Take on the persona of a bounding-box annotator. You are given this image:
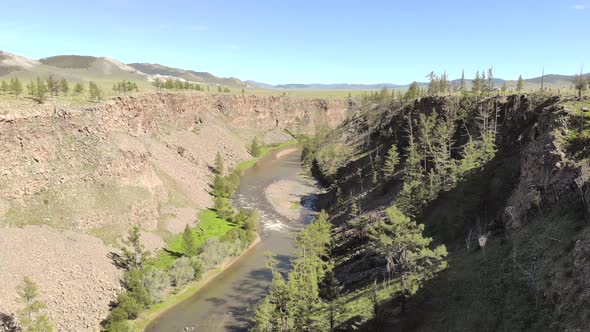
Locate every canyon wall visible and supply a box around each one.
[0,92,348,331]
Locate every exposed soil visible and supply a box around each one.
[0,225,122,332]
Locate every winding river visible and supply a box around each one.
[146,146,318,332]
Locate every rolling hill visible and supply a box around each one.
[1,50,587,91]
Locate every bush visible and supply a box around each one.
[116,293,142,319]
[122,269,151,307]
[141,268,169,304]
[190,256,205,281]
[169,257,194,287]
[200,237,241,270]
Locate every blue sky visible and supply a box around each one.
[0,0,588,84]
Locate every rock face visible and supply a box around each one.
[309,94,590,330]
[0,92,348,331]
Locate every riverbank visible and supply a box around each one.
[129,234,261,331]
[128,142,298,331]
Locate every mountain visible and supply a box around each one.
[0,51,147,81]
[271,83,401,90]
[128,63,252,88]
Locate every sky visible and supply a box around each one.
[0,0,588,84]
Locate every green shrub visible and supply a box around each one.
[169,257,194,287]
[141,268,169,304]
[116,293,142,319]
[190,256,205,281]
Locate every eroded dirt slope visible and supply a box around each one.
[0,92,348,331]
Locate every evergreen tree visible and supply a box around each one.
[34,77,48,104]
[59,79,69,96]
[368,205,447,312]
[405,81,420,100]
[486,66,494,93]
[0,80,8,95]
[516,75,524,92]
[460,69,465,91]
[181,224,198,257]
[383,144,400,180]
[472,71,484,95]
[115,226,150,270]
[152,77,163,90]
[46,75,59,97]
[9,78,23,98]
[16,276,53,332]
[213,152,224,176]
[73,82,84,94]
[89,81,102,101]
[250,137,262,157]
[574,71,587,100]
[26,80,35,96]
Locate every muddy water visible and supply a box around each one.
[146,147,318,332]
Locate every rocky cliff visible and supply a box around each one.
[308,94,590,330]
[0,92,348,331]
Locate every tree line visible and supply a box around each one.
[151,77,237,93]
[0,76,141,103]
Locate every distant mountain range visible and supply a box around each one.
[0,50,586,90]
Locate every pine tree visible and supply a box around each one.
[59,79,69,96]
[460,69,465,91]
[368,205,447,312]
[89,81,102,101]
[250,137,262,157]
[405,81,420,100]
[26,80,35,96]
[73,82,84,94]
[516,75,524,92]
[181,224,198,257]
[9,78,23,98]
[46,75,59,97]
[34,77,48,104]
[383,144,400,180]
[0,80,8,95]
[16,276,54,332]
[472,71,483,95]
[115,226,150,270]
[574,71,587,100]
[486,66,494,93]
[213,152,224,176]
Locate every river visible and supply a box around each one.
[146,146,318,332]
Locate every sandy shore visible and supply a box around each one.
[264,179,317,222]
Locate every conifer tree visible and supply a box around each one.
[405,81,420,100]
[383,144,400,180]
[59,79,69,96]
[46,75,59,97]
[250,137,262,157]
[368,205,447,312]
[9,78,23,98]
[181,224,198,257]
[574,71,586,100]
[73,82,84,94]
[0,80,8,95]
[34,77,48,104]
[460,69,465,91]
[516,75,524,92]
[16,276,54,332]
[213,152,224,176]
[115,226,150,270]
